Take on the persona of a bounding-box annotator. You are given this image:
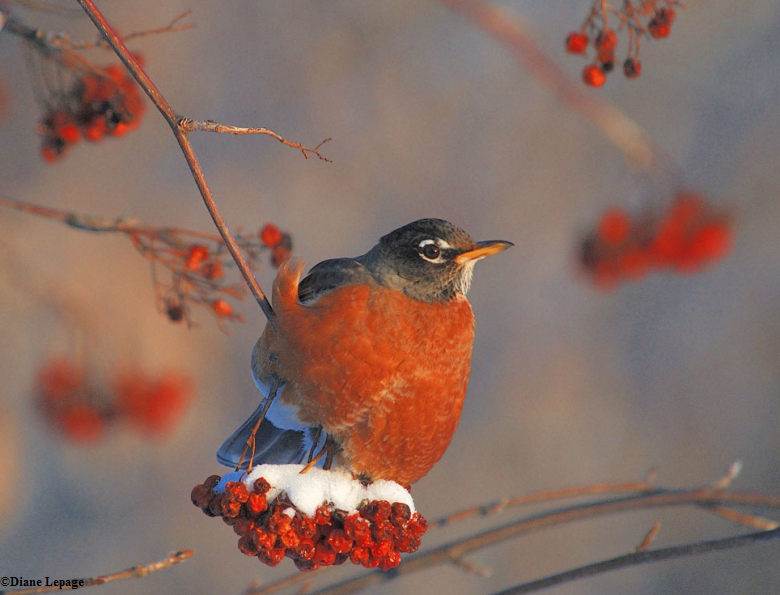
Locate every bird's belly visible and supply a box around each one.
[267,284,475,486]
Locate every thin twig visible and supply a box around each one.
[0,550,193,594]
[75,0,281,324]
[635,521,661,552]
[180,119,332,162]
[493,528,780,594]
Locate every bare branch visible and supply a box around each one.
[74,0,307,325]
[180,118,332,162]
[494,528,780,594]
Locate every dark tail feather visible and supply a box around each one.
[217,390,327,470]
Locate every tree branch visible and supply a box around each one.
[73,0,303,324]
[494,528,780,594]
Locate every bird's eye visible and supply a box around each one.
[419,240,442,262]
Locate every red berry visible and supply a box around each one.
[268,510,292,534]
[60,405,105,443]
[379,549,402,570]
[191,483,213,509]
[202,260,223,280]
[314,504,332,526]
[232,517,255,536]
[252,528,276,551]
[623,58,642,79]
[225,481,249,503]
[294,537,316,560]
[238,534,259,556]
[212,299,233,318]
[598,208,631,246]
[313,542,337,566]
[186,244,210,270]
[259,223,283,247]
[293,516,317,539]
[344,514,372,545]
[246,492,268,516]
[38,358,85,402]
[220,497,242,518]
[280,529,301,549]
[565,32,589,54]
[349,545,371,566]
[60,123,80,145]
[689,221,732,263]
[253,477,271,494]
[595,29,617,53]
[371,540,392,559]
[582,64,606,87]
[327,529,353,554]
[396,534,421,553]
[648,19,670,39]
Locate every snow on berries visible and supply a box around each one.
[191,465,428,571]
[566,1,681,86]
[580,191,733,289]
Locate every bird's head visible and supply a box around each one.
[360,218,513,302]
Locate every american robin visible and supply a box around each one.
[218,218,512,487]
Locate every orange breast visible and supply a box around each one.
[256,261,475,486]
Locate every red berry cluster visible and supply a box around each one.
[39,61,146,162]
[36,357,192,443]
[113,369,193,435]
[191,475,428,571]
[580,192,733,289]
[259,223,293,268]
[126,223,292,327]
[566,1,680,86]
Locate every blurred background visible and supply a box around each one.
[0,1,777,593]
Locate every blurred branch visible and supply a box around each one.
[494,528,780,594]
[3,9,192,76]
[435,0,668,174]
[0,195,217,240]
[74,0,328,325]
[0,550,193,594]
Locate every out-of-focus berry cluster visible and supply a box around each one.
[566,1,680,86]
[39,60,146,162]
[191,475,428,571]
[36,357,192,443]
[126,222,292,327]
[580,191,733,289]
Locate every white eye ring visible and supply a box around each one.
[418,238,448,263]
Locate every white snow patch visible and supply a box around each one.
[213,464,415,517]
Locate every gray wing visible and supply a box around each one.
[297,257,375,304]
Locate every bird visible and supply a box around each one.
[217,218,512,488]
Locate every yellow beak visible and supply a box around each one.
[454,239,514,265]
